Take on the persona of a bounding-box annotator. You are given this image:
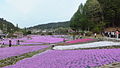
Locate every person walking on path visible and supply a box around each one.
[9,40,12,47]
[63,38,66,42]
[17,40,20,45]
[94,33,97,38]
[108,32,111,38]
[51,44,55,50]
[116,30,119,39]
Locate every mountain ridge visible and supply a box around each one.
[28,21,70,29]
[0,18,17,33]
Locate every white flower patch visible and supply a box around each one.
[53,41,120,50]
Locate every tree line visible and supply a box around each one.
[28,21,70,30]
[0,18,18,33]
[70,0,120,33]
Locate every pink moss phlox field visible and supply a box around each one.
[3,49,120,68]
[66,38,96,44]
[0,45,49,60]
[25,35,64,43]
[0,35,65,45]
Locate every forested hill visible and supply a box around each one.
[70,0,120,32]
[97,0,120,27]
[0,18,17,33]
[28,21,70,29]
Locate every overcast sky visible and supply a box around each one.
[0,0,86,28]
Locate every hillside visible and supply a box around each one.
[28,21,70,30]
[70,0,120,32]
[0,18,17,33]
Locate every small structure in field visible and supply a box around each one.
[13,32,23,38]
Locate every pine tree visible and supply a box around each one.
[84,0,104,32]
[97,0,120,27]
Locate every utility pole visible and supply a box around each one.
[16,24,19,31]
[3,24,7,33]
[16,24,18,28]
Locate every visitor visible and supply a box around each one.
[9,40,12,47]
[116,30,119,39]
[108,32,111,38]
[83,33,86,37]
[27,35,31,40]
[94,33,97,38]
[2,37,4,40]
[17,40,20,45]
[104,31,107,37]
[80,35,82,39]
[111,31,115,38]
[101,32,105,37]
[63,38,66,42]
[2,43,4,45]
[51,45,55,50]
[52,45,55,47]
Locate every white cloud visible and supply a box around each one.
[5,0,39,14]
[2,0,87,28]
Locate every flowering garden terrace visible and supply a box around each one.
[0,45,51,67]
[53,41,120,50]
[0,35,66,46]
[0,35,120,68]
[0,45,49,60]
[3,49,120,68]
[66,38,96,44]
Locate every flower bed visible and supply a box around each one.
[0,45,49,60]
[66,38,96,44]
[53,41,120,50]
[0,35,65,45]
[3,49,120,68]
[25,35,64,43]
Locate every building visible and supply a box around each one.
[13,32,23,38]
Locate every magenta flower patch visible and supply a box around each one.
[3,49,120,68]
[0,45,49,60]
[0,35,65,45]
[66,38,96,44]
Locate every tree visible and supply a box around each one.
[0,18,17,33]
[84,0,105,32]
[70,3,91,31]
[97,0,120,27]
[54,27,68,35]
[70,3,96,32]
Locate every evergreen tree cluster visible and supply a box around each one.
[28,21,70,30]
[70,0,120,32]
[98,0,120,27]
[0,18,17,33]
